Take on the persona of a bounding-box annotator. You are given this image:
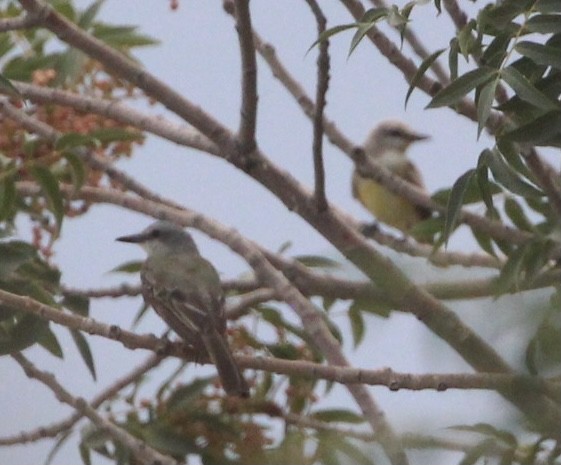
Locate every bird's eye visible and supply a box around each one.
[387,129,403,138]
[151,229,161,238]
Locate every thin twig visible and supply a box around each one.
[11,353,177,465]
[0,354,161,445]
[305,0,330,212]
[233,0,258,154]
[3,288,560,401]
[0,13,40,32]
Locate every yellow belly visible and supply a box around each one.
[353,174,422,232]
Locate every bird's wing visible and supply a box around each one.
[141,254,226,336]
[401,161,432,221]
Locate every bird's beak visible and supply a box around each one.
[408,131,430,142]
[116,232,148,244]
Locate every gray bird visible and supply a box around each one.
[117,221,249,397]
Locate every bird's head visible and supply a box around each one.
[116,220,199,256]
[364,120,429,157]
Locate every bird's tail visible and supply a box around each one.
[201,329,249,398]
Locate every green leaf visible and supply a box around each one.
[294,255,340,269]
[515,41,561,69]
[335,437,375,465]
[110,260,142,274]
[144,425,198,456]
[405,48,445,108]
[471,228,496,257]
[496,139,534,182]
[348,304,365,348]
[427,67,497,108]
[62,294,89,316]
[0,173,16,221]
[79,442,92,465]
[502,110,561,146]
[0,73,23,101]
[70,329,96,380]
[0,242,40,281]
[78,0,105,29]
[480,32,511,69]
[526,14,561,34]
[92,24,159,48]
[348,8,388,57]
[443,169,476,245]
[166,378,212,410]
[307,24,357,54]
[90,127,143,143]
[504,197,534,232]
[493,245,528,294]
[38,327,64,358]
[45,430,73,465]
[311,409,365,424]
[477,77,498,137]
[62,150,87,192]
[535,0,561,13]
[349,297,392,318]
[458,19,477,60]
[480,149,543,198]
[475,165,499,218]
[55,133,98,151]
[501,66,559,111]
[460,439,500,465]
[31,166,64,229]
[0,314,49,355]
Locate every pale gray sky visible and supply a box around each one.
[1,2,544,464]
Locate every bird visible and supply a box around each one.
[352,120,432,239]
[116,221,249,398]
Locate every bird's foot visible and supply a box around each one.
[359,221,380,237]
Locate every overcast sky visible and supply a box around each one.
[0,2,548,464]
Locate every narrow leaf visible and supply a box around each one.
[312,409,366,424]
[515,41,561,69]
[504,197,534,232]
[110,260,142,273]
[481,149,543,198]
[0,73,23,100]
[502,110,561,146]
[348,304,365,348]
[477,77,498,137]
[307,24,357,54]
[38,327,64,358]
[427,67,497,108]
[405,48,445,108]
[443,169,476,245]
[31,166,64,228]
[501,66,559,111]
[70,329,97,380]
[55,133,98,151]
[62,150,86,191]
[526,14,561,34]
[348,8,388,57]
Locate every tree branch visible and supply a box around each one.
[11,353,177,465]
[232,0,258,154]
[0,354,161,445]
[13,181,561,437]
[0,13,40,31]
[305,0,330,212]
